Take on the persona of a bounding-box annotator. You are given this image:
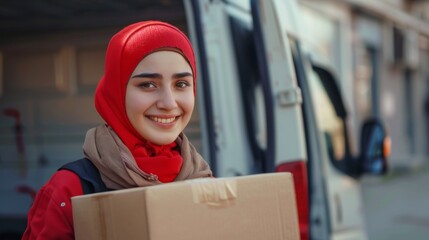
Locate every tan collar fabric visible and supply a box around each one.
[83,125,213,190]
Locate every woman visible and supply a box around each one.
[22,21,213,240]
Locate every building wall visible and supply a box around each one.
[300,0,429,169]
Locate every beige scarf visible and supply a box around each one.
[82,125,213,190]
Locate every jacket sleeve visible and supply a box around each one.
[22,170,83,240]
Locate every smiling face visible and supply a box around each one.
[125,50,195,145]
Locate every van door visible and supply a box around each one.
[296,4,370,239]
[250,0,307,165]
[251,0,310,238]
[183,0,254,177]
[308,63,369,240]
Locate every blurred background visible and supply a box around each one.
[0,0,428,239]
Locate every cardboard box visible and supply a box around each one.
[72,173,299,240]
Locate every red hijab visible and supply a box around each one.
[94,21,197,182]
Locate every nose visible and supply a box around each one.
[156,87,178,110]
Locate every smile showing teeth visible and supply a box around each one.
[150,116,176,124]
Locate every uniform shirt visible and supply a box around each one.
[22,170,83,240]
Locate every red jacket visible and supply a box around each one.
[22,170,83,240]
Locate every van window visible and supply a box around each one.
[307,70,346,161]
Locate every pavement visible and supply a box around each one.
[361,162,429,240]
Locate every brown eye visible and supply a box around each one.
[138,81,157,89]
[176,80,191,89]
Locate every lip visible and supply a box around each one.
[146,115,180,128]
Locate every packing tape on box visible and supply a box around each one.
[189,178,237,206]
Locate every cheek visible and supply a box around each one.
[125,90,143,119]
[183,95,195,115]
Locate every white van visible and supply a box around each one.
[183,0,389,239]
[0,0,389,239]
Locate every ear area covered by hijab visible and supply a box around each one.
[92,21,202,183]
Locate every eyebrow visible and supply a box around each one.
[131,72,193,79]
[132,73,162,79]
[173,72,193,79]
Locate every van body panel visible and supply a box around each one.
[255,0,307,164]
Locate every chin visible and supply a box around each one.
[151,135,179,146]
